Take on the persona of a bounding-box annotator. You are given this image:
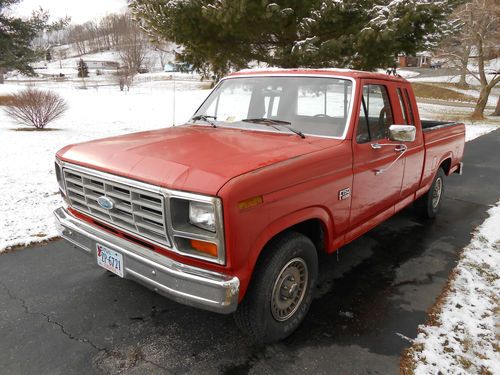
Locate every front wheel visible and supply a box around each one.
[415,168,445,219]
[233,232,318,343]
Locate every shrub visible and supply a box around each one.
[3,88,68,129]
[0,95,13,106]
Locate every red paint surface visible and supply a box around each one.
[57,69,465,301]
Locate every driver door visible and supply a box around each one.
[348,82,405,237]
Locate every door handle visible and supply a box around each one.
[371,143,393,149]
[375,145,408,175]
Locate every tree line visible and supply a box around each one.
[1,0,498,118]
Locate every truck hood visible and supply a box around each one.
[57,125,334,195]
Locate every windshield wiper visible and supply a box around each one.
[242,118,305,139]
[192,115,217,128]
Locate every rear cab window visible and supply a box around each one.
[403,88,415,125]
[397,88,411,125]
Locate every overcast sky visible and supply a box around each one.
[12,0,128,24]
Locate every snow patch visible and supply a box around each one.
[409,201,500,375]
[465,124,498,142]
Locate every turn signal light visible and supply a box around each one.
[190,239,218,257]
[238,195,263,210]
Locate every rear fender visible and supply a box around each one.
[416,153,454,199]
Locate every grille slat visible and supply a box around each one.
[65,177,84,186]
[68,194,87,207]
[136,221,165,235]
[67,186,84,195]
[106,190,131,201]
[63,168,170,247]
[133,209,163,223]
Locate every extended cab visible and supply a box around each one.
[54,69,465,343]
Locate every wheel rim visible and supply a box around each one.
[271,257,308,322]
[432,177,443,209]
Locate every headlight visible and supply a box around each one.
[169,194,225,264]
[189,201,216,232]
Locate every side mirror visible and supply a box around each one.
[389,124,416,142]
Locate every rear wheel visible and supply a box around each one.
[415,168,445,219]
[234,232,318,343]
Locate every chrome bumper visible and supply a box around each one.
[54,207,239,314]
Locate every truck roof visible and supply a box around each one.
[228,68,409,82]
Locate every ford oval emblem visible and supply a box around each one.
[97,196,114,210]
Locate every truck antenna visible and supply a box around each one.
[172,67,176,126]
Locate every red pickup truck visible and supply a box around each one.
[54,69,465,343]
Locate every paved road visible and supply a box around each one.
[1,129,499,375]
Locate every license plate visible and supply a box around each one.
[96,243,124,277]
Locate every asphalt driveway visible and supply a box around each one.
[1,129,499,375]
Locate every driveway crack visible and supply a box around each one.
[0,281,104,352]
[1,281,173,374]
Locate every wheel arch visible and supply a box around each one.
[239,207,333,299]
[439,156,452,175]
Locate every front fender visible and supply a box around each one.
[239,206,335,299]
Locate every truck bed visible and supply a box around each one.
[421,120,460,131]
[420,120,465,189]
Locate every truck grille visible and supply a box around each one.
[62,168,170,247]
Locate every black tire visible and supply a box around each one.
[233,231,318,344]
[415,168,446,219]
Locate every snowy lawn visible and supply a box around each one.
[0,81,498,252]
[402,201,500,375]
[0,80,209,251]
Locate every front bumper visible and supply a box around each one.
[54,207,239,314]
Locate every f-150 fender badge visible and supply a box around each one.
[339,188,351,200]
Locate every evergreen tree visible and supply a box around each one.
[130,0,460,78]
[0,0,49,82]
[77,59,89,78]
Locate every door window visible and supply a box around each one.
[356,84,394,143]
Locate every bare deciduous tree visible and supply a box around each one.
[493,96,500,116]
[154,41,173,71]
[54,47,68,69]
[4,88,68,129]
[439,0,499,119]
[116,69,134,91]
[117,15,150,73]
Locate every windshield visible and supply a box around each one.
[192,76,354,138]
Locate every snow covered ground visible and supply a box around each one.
[408,77,499,107]
[7,47,179,81]
[0,79,498,252]
[0,80,209,251]
[408,74,493,92]
[405,201,500,375]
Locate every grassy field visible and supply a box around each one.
[410,82,477,103]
